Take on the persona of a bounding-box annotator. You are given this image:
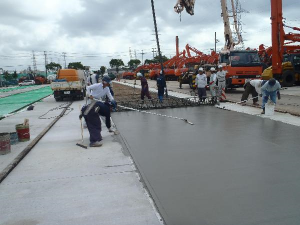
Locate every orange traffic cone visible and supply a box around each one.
[220,88,226,102]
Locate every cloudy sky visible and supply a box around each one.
[0,0,298,72]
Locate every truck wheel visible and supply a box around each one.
[282,70,295,87]
[55,97,61,102]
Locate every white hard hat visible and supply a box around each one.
[137,72,143,77]
[198,67,204,71]
[210,67,216,72]
[218,65,223,69]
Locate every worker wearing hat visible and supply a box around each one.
[195,67,207,101]
[157,70,166,103]
[209,67,217,101]
[138,72,152,103]
[216,65,227,103]
[86,77,117,133]
[260,78,281,114]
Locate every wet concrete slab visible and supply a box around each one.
[112,107,300,225]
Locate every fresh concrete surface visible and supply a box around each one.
[0,99,163,225]
[113,107,300,225]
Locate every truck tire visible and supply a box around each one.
[281,70,295,87]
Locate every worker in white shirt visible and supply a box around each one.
[241,79,264,106]
[90,72,98,84]
[195,67,207,101]
[86,77,116,132]
[216,65,227,102]
[209,67,217,101]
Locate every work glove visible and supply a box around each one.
[111,100,117,112]
[277,91,281,100]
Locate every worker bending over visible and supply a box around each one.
[241,80,265,106]
[261,78,281,114]
[80,104,102,147]
[86,77,117,132]
[209,67,217,101]
[195,67,207,101]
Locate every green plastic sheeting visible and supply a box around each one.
[0,86,52,118]
[0,85,34,93]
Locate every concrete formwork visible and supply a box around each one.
[113,107,300,225]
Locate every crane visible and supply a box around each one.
[174,0,263,88]
[261,0,300,86]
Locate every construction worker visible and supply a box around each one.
[86,77,116,132]
[261,78,281,114]
[137,72,152,102]
[195,67,207,101]
[241,79,264,106]
[209,67,217,100]
[157,71,166,103]
[216,65,227,103]
[91,72,97,84]
[80,104,103,147]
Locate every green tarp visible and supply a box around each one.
[0,85,34,93]
[0,86,52,118]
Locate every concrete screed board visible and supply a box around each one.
[113,107,300,225]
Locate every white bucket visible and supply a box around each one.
[265,101,275,116]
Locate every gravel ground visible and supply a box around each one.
[119,79,300,116]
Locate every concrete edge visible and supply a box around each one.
[0,102,72,184]
[112,118,166,225]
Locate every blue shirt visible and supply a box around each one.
[261,80,281,93]
[157,75,166,89]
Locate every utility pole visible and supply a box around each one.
[129,48,133,60]
[139,50,145,65]
[215,32,217,52]
[62,52,67,69]
[44,51,48,78]
[152,48,156,58]
[32,51,37,75]
[134,50,137,59]
[150,0,164,73]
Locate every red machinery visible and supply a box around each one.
[261,0,300,86]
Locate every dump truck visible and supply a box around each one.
[51,69,86,101]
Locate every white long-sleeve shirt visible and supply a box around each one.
[86,83,114,101]
[216,70,227,83]
[195,73,207,88]
[91,74,97,84]
[250,79,263,95]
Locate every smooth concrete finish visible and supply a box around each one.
[113,107,300,225]
[0,100,163,225]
